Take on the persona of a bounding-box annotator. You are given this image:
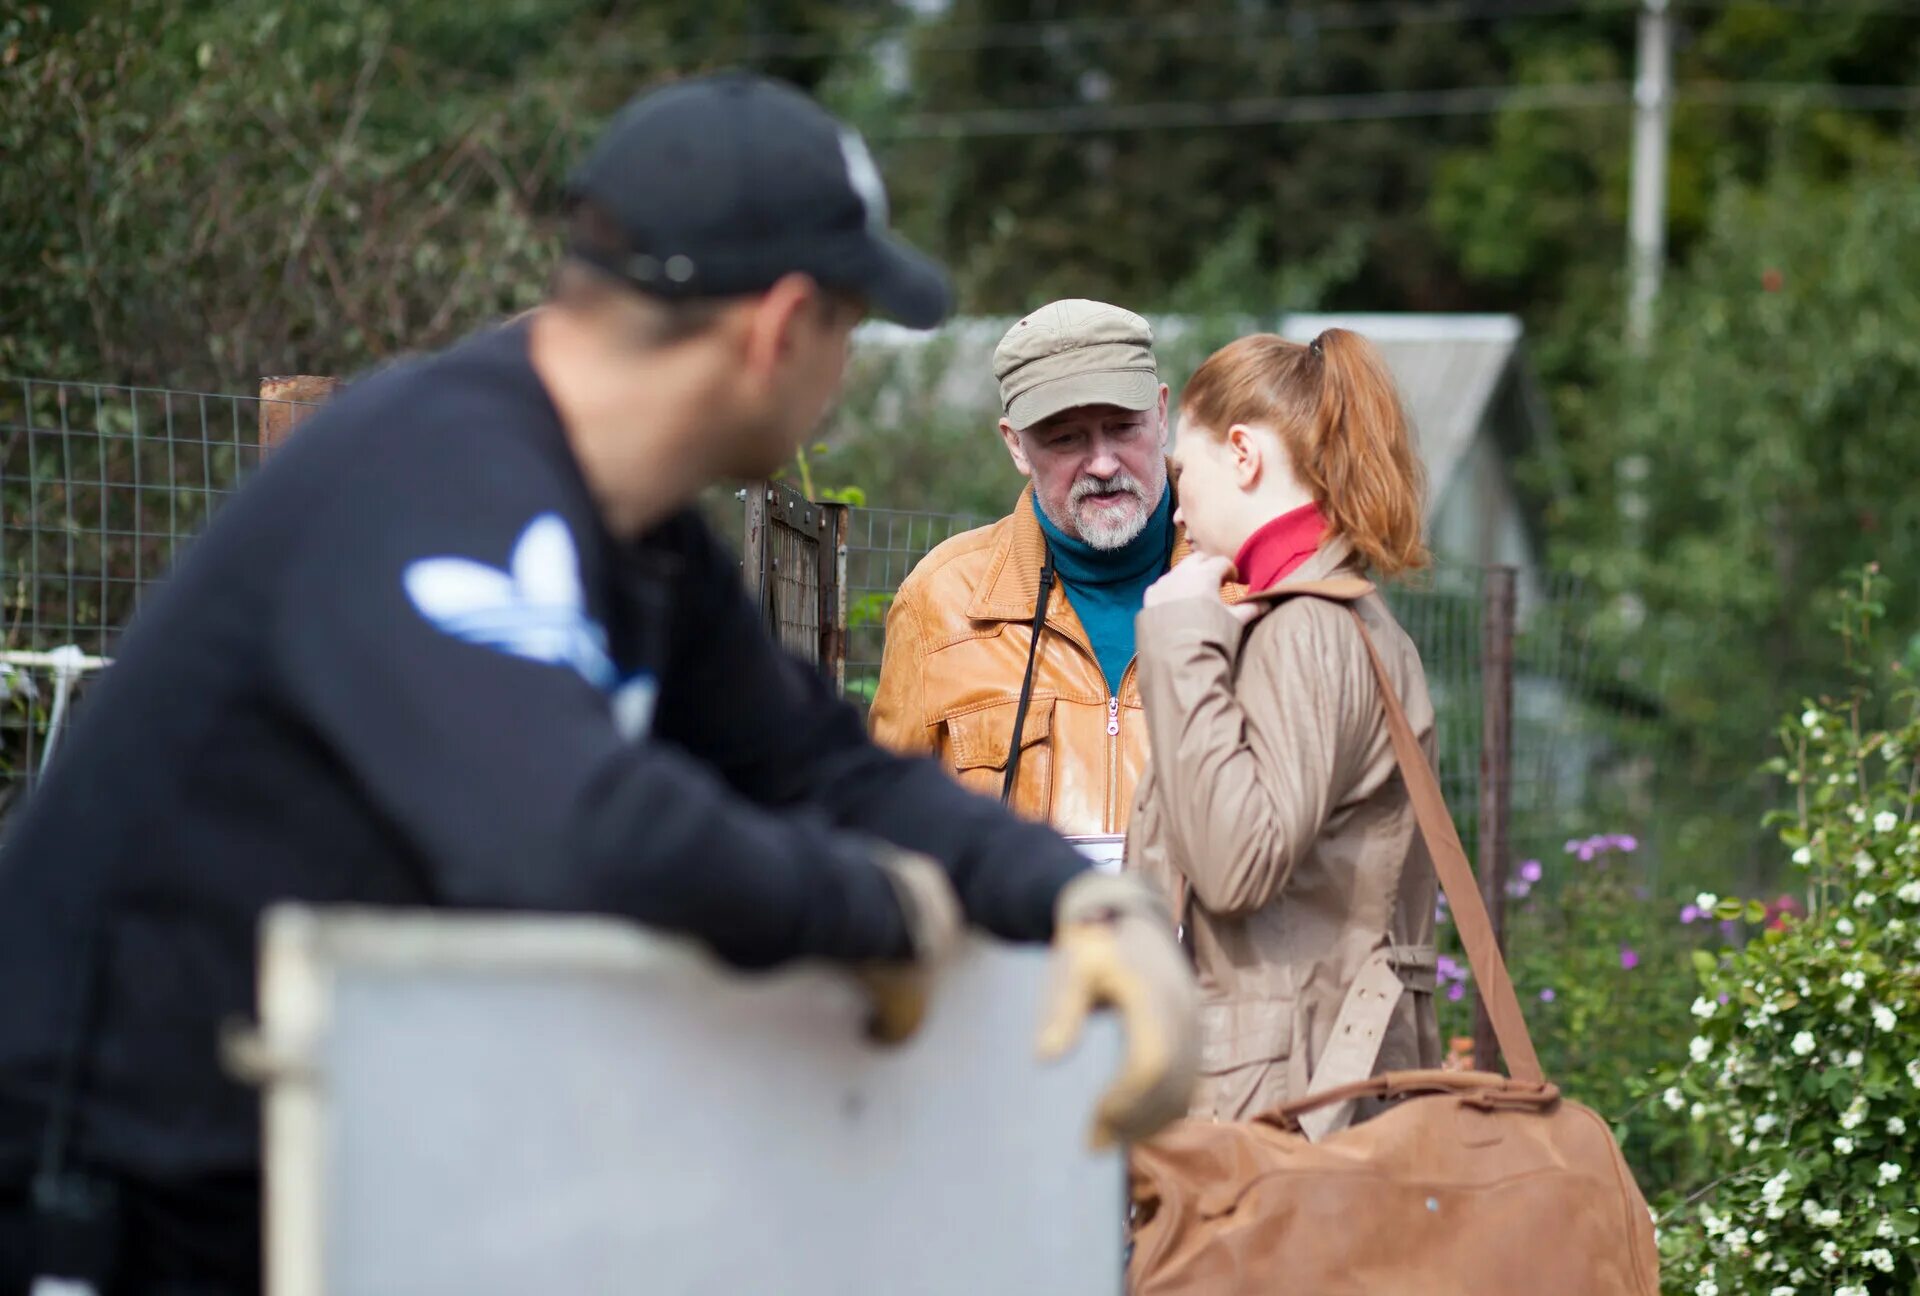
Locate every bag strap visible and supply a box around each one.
[1338,601,1545,1083]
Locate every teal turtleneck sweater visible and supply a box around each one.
[1032,484,1175,695]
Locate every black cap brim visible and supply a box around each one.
[826,233,953,330]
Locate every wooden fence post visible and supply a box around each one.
[258,375,341,451]
[1472,566,1518,1074]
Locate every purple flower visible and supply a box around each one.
[1446,983,1466,1002]
[1680,904,1701,924]
[1437,954,1462,982]
[1539,988,1556,1003]
[1506,878,1532,899]
[1614,834,1640,853]
[1519,860,1543,884]
[1618,946,1640,971]
[1717,992,1729,1005]
[1719,919,1738,940]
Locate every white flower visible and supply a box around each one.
[1762,1170,1790,1202]
[1819,1240,1841,1265]
[1899,881,1920,904]
[1793,847,1813,865]
[1891,917,1907,932]
[1690,1036,1713,1063]
[1663,1086,1685,1112]
[1765,1202,1786,1220]
[1878,1161,1902,1185]
[1876,810,1899,833]
[1837,1286,1867,1296]
[1730,1126,1748,1148]
[1791,1031,1816,1056]
[1816,1208,1842,1229]
[1838,994,1857,1013]
[1726,1227,1748,1249]
[1878,1217,1897,1238]
[1801,709,1820,728]
[1888,1116,1907,1136]
[1696,891,1718,911]
[1872,1003,1897,1032]
[1768,1287,1794,1296]
[1841,969,1867,991]
[1854,851,1874,876]
[1850,804,1865,822]
[1693,996,1718,1020]
[1854,890,1877,910]
[1690,1101,1707,1121]
[1754,1113,1779,1135]
[1834,1135,1855,1155]
[1842,1048,1862,1067]
[1837,917,1856,936]
[1909,1057,1920,1087]
[1866,1248,1896,1274]
[1841,1098,1866,1129]
[1695,1281,1717,1296]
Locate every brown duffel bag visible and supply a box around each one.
[1127,588,1659,1296]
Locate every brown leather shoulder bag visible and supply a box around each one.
[1127,588,1660,1295]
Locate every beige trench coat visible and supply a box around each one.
[1126,539,1443,1127]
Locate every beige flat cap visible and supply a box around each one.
[992,299,1158,430]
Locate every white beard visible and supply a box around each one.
[1060,471,1151,550]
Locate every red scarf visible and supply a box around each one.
[1234,502,1327,590]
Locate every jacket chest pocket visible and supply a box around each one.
[944,693,1055,821]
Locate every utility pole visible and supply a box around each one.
[1625,0,1673,351]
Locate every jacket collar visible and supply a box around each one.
[967,460,1203,623]
[1244,535,1374,602]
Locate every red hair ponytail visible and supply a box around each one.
[1181,328,1428,577]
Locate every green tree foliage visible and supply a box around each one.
[0,0,896,387]
[1563,169,1920,869]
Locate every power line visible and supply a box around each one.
[871,79,1920,140]
[878,82,1631,140]
[598,0,1920,64]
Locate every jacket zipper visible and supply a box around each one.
[1108,658,1140,833]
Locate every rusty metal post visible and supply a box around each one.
[258,375,341,450]
[742,483,772,608]
[1472,566,1518,1074]
[818,501,849,693]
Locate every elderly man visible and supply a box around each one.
[871,299,1198,839]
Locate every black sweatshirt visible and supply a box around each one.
[0,322,1086,1186]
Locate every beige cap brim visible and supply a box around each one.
[1005,368,1158,431]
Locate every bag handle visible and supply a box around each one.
[1258,578,1544,1083]
[1257,1068,1559,1132]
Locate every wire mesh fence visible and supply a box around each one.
[0,377,319,809]
[4,375,1637,868]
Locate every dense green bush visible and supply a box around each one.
[1657,567,1920,1295]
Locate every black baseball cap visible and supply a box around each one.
[564,72,952,329]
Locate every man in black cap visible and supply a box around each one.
[0,73,1196,1294]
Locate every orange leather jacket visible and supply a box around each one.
[868,482,1197,837]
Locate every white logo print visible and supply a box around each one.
[405,514,617,691]
[837,127,889,232]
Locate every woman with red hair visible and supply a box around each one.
[1127,328,1442,1128]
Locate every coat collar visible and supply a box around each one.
[1243,534,1374,603]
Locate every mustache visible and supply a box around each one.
[1068,470,1147,509]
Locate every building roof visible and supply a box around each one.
[852,311,1536,502]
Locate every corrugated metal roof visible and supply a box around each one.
[1278,313,1521,500]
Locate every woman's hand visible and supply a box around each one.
[1145,554,1263,625]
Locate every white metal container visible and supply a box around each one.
[246,907,1124,1296]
